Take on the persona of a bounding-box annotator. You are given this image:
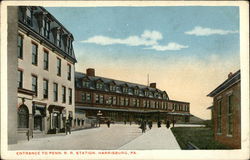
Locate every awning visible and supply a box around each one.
[76,106,169,114]
[207,106,214,110]
[167,112,191,116]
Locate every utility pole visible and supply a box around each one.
[147,74,149,86]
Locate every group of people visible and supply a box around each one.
[138,119,176,133]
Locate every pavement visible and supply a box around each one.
[9,124,181,150]
[118,126,180,150]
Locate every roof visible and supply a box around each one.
[75,72,166,94]
[207,106,213,110]
[207,70,240,97]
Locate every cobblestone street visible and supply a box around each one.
[9,124,181,150]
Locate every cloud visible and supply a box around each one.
[185,26,238,36]
[81,30,162,46]
[145,42,189,51]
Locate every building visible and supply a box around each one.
[75,68,191,127]
[208,70,241,149]
[17,6,77,140]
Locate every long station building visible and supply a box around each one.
[75,68,191,124]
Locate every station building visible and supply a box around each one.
[17,6,77,139]
[75,68,191,126]
[208,70,241,149]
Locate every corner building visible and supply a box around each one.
[17,6,77,139]
[75,68,191,125]
[208,70,241,149]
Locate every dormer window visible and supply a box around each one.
[42,18,50,39]
[123,87,128,93]
[96,82,103,90]
[134,89,139,95]
[110,84,116,92]
[67,38,72,55]
[82,80,90,88]
[145,91,149,97]
[56,32,62,47]
[26,8,32,26]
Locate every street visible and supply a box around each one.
[9,124,181,150]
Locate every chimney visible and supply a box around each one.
[86,68,95,76]
[150,83,156,88]
[228,72,233,79]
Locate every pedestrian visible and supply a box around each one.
[124,120,126,125]
[172,120,176,127]
[130,121,132,125]
[148,121,152,129]
[157,121,161,128]
[140,121,146,133]
[66,120,71,135]
[107,120,110,128]
[166,120,170,129]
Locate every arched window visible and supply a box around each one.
[18,105,29,128]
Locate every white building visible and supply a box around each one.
[17,6,77,139]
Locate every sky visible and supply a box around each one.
[46,6,240,120]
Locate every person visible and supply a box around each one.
[140,121,146,133]
[66,120,71,135]
[166,120,170,129]
[172,120,176,127]
[107,120,110,128]
[157,121,161,128]
[148,121,152,129]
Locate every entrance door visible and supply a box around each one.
[52,113,59,129]
[34,116,42,131]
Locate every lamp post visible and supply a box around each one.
[172,109,175,127]
[97,110,103,127]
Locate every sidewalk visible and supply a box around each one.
[118,126,181,150]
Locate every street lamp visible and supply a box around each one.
[97,110,103,127]
[172,109,175,127]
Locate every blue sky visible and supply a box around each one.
[46,6,240,119]
[46,7,239,62]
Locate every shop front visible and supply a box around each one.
[47,105,65,134]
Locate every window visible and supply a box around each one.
[112,96,117,105]
[82,81,90,88]
[67,64,71,81]
[43,79,48,99]
[32,43,38,65]
[32,75,37,96]
[17,35,23,59]
[43,50,49,70]
[227,95,233,135]
[146,100,150,108]
[134,89,139,95]
[123,87,128,93]
[18,70,23,88]
[56,32,61,47]
[62,86,66,103]
[42,19,50,38]
[143,100,146,108]
[56,58,61,76]
[26,8,32,26]
[53,83,58,102]
[217,100,222,134]
[120,97,124,106]
[100,95,104,104]
[68,88,72,105]
[132,98,136,107]
[136,99,140,107]
[95,94,100,103]
[82,93,91,103]
[96,82,103,90]
[18,105,29,128]
[125,98,129,106]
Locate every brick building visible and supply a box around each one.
[75,68,191,127]
[208,70,241,149]
[17,6,77,140]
